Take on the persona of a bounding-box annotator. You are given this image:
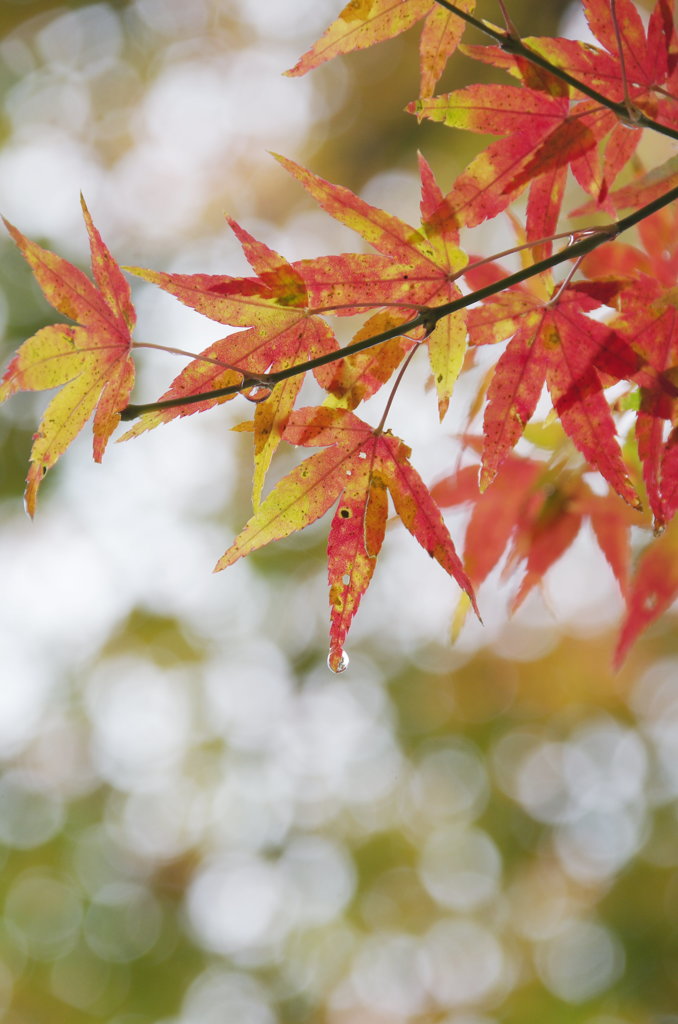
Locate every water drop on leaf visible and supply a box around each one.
[327,648,349,673]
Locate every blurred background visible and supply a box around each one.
[1,0,678,1022]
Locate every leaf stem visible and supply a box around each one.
[431,0,678,143]
[133,340,244,375]
[609,0,641,124]
[375,344,420,434]
[459,228,599,279]
[120,182,678,421]
[308,300,430,316]
[546,253,585,307]
[496,0,519,39]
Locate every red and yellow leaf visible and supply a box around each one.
[327,462,387,671]
[123,220,338,501]
[216,406,476,663]
[315,311,415,410]
[0,199,135,514]
[281,154,470,417]
[286,0,475,98]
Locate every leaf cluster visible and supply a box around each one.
[2,0,678,668]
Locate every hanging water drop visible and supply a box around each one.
[244,385,272,403]
[327,648,349,673]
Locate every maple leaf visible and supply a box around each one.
[581,0,677,122]
[580,204,678,528]
[490,0,676,117]
[615,515,678,667]
[123,219,337,506]
[0,199,135,515]
[285,0,476,98]
[215,406,476,669]
[529,0,678,192]
[571,155,678,219]
[281,153,469,418]
[465,267,639,508]
[432,446,636,632]
[408,80,598,228]
[447,0,678,208]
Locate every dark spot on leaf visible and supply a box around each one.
[339,507,351,518]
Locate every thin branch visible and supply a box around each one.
[431,0,678,143]
[458,228,599,279]
[119,181,678,422]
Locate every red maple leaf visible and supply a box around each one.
[216,406,477,669]
[439,0,677,211]
[615,514,678,666]
[581,203,678,527]
[280,153,469,418]
[538,0,678,127]
[124,219,337,504]
[466,269,639,507]
[432,447,635,621]
[409,79,595,230]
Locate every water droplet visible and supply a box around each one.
[327,648,349,673]
[358,451,367,460]
[244,385,272,404]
